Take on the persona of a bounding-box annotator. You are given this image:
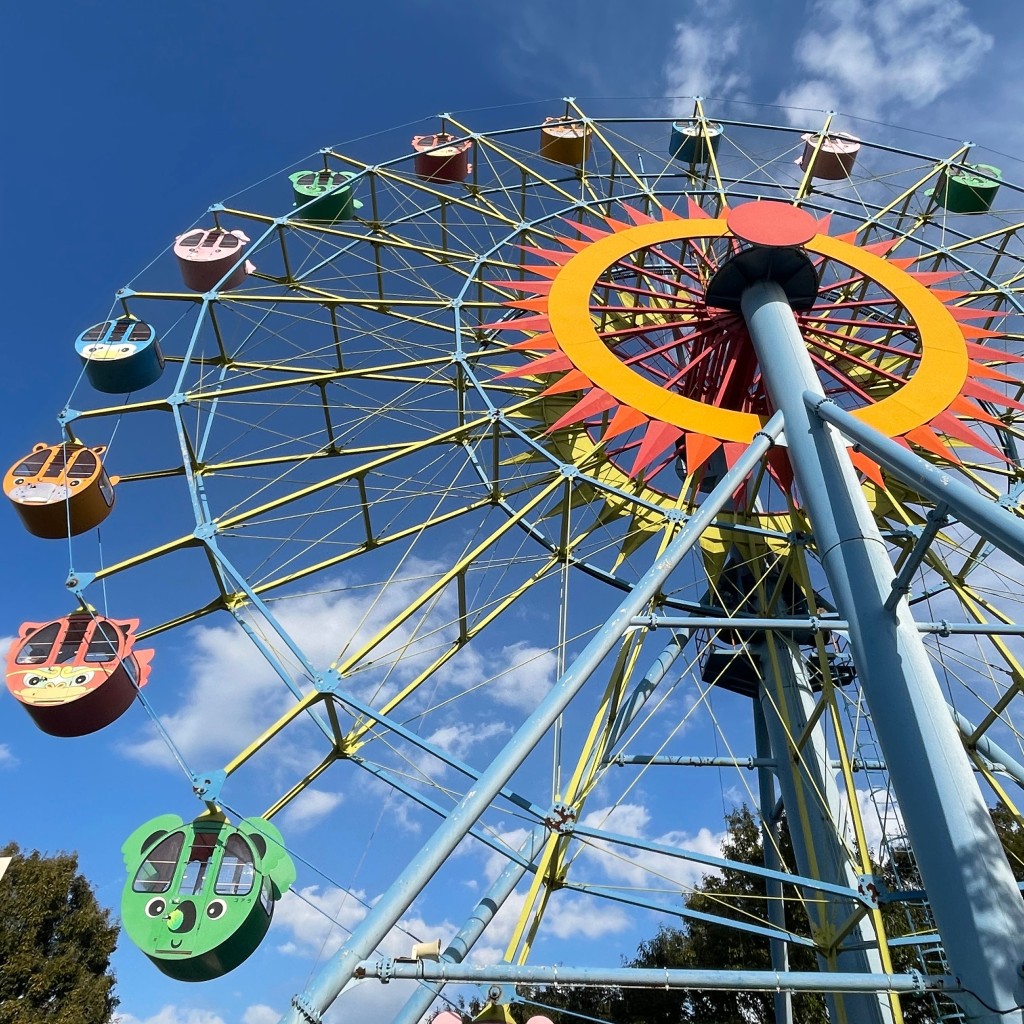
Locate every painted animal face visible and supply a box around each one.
[121,815,296,980]
[81,341,141,361]
[11,665,98,704]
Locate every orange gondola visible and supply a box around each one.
[539,116,591,166]
[4,442,118,538]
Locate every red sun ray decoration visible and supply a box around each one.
[489,203,1021,495]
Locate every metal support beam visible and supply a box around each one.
[391,830,546,1024]
[353,960,953,996]
[756,636,893,1024]
[281,413,784,1024]
[604,630,690,752]
[885,506,949,612]
[744,278,1024,1022]
[755,705,794,1024]
[808,394,1024,570]
[614,752,1008,777]
[637,614,1024,636]
[949,705,1024,791]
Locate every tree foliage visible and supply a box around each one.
[519,808,825,1024]
[531,809,825,1024]
[0,842,119,1024]
[446,803,1024,1024]
[520,804,1024,1024]
[991,802,1024,881]
[633,807,825,1024]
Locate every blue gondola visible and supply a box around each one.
[75,318,164,393]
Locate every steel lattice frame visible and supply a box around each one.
[41,100,1024,1023]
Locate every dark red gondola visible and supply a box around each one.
[411,134,472,183]
[6,614,153,736]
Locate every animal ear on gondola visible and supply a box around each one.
[240,817,296,897]
[122,814,184,869]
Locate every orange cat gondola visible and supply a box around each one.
[6,614,153,736]
[4,442,118,538]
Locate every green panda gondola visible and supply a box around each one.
[121,811,296,981]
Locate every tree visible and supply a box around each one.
[0,842,119,1024]
[626,807,826,1024]
[520,808,824,1024]
[990,802,1024,880]
[506,804,1024,1024]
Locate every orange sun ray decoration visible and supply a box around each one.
[489,200,1023,497]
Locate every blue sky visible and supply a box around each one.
[3,2,1024,1024]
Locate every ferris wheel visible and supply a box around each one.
[8,99,1024,1023]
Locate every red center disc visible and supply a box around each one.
[726,200,819,247]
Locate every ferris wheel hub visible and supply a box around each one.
[726,199,819,248]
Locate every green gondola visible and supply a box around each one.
[121,811,295,981]
[289,169,362,222]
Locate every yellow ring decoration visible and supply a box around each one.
[545,219,969,443]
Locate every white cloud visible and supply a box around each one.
[543,892,631,939]
[113,1009,226,1024]
[842,786,905,859]
[242,1007,281,1024]
[120,560,554,772]
[776,0,992,122]
[488,642,558,711]
[119,611,302,768]
[121,562,448,767]
[478,828,532,891]
[468,878,632,958]
[274,884,369,960]
[576,802,727,891]
[280,788,344,833]
[662,1,748,114]
[467,807,727,960]
[274,883,456,965]
[426,720,509,762]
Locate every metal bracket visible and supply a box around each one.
[65,571,94,595]
[290,993,323,1023]
[885,504,949,612]
[856,873,889,905]
[191,769,226,802]
[193,522,217,541]
[543,803,577,834]
[314,672,339,694]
